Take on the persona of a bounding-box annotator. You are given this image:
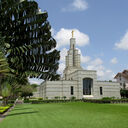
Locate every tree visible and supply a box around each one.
[31,83,38,91]
[0,52,10,75]
[1,82,12,106]
[0,0,60,80]
[21,85,34,99]
[120,89,128,98]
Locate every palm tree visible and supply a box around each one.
[0,52,9,75]
[0,0,60,80]
[1,82,12,106]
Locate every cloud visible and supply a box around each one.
[54,28,89,48]
[58,63,65,75]
[50,28,55,36]
[87,58,104,77]
[28,78,43,85]
[115,31,128,50]
[60,48,68,62]
[62,0,88,12]
[110,57,118,64]
[86,58,115,80]
[77,48,91,63]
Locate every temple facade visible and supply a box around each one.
[35,35,121,99]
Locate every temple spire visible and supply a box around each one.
[71,30,74,38]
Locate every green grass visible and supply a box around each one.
[0,102,128,128]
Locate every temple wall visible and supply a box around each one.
[39,81,78,99]
[94,81,121,99]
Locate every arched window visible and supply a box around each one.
[83,78,93,95]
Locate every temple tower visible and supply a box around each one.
[63,31,82,80]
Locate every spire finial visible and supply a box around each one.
[71,30,74,38]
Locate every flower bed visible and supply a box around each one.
[0,105,13,114]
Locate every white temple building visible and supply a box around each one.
[35,33,121,99]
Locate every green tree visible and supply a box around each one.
[21,85,34,99]
[0,0,60,80]
[31,83,38,91]
[120,89,128,98]
[0,52,9,75]
[1,82,12,106]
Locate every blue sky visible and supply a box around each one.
[29,0,128,84]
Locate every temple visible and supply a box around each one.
[35,33,121,99]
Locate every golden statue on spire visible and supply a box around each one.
[72,30,74,38]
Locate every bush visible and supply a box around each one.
[70,96,76,100]
[38,98,43,101]
[102,97,112,100]
[120,89,128,98]
[45,97,48,100]
[54,96,60,100]
[0,105,10,114]
[8,100,15,104]
[62,96,66,100]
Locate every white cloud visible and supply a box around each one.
[60,48,68,62]
[90,58,103,66]
[54,28,89,48]
[86,58,115,80]
[28,78,43,85]
[58,63,65,75]
[62,0,88,12]
[115,31,128,50]
[87,58,104,77]
[50,28,55,36]
[72,0,88,11]
[110,57,118,64]
[81,56,91,63]
[77,48,91,63]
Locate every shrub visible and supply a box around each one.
[38,98,43,101]
[62,96,66,100]
[70,96,76,100]
[45,97,48,100]
[0,105,10,114]
[120,89,128,98]
[54,96,60,100]
[102,97,112,100]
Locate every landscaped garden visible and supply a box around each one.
[0,102,128,128]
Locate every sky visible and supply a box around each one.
[29,0,128,84]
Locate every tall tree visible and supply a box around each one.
[0,0,60,80]
[0,52,10,75]
[1,82,12,106]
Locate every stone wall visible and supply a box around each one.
[95,81,121,99]
[40,80,78,99]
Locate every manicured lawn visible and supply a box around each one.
[0,102,128,128]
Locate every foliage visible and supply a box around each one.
[120,89,128,98]
[0,75,30,100]
[38,97,43,101]
[62,96,66,100]
[0,51,10,75]
[0,0,60,80]
[0,105,10,114]
[70,96,76,100]
[21,85,34,99]
[31,84,38,92]
[102,97,115,100]
[1,82,12,106]
[54,96,60,100]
